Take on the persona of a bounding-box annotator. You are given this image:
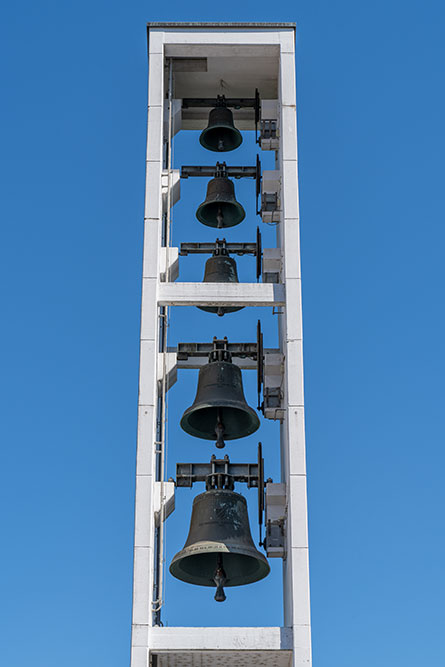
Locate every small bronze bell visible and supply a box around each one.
[180,347,259,448]
[199,96,243,152]
[169,488,270,601]
[196,175,245,228]
[198,243,244,317]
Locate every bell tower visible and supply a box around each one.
[131,22,311,666]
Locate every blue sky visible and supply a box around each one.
[1,1,445,666]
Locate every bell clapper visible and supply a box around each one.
[213,554,227,602]
[215,410,226,449]
[216,206,224,228]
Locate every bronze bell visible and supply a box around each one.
[180,347,259,448]
[169,488,270,601]
[196,175,245,228]
[198,244,244,317]
[199,97,243,152]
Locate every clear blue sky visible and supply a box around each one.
[1,2,444,666]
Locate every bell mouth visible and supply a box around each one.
[198,305,244,316]
[196,201,246,228]
[170,544,270,587]
[180,404,260,440]
[199,126,243,152]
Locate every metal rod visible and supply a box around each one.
[152,57,174,625]
[179,241,257,256]
[181,164,258,179]
[182,97,257,109]
[176,340,259,360]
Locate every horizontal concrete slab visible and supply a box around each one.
[157,282,285,307]
[149,626,292,651]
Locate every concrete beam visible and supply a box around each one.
[157,282,285,307]
[148,626,293,651]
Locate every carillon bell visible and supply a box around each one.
[180,346,259,448]
[198,244,244,317]
[199,96,243,152]
[169,488,270,601]
[196,175,245,228]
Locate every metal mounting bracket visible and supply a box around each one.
[175,453,262,489]
[180,161,259,180]
[182,89,260,115]
[176,337,258,362]
[264,482,287,558]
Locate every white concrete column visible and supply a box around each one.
[278,36,312,666]
[130,34,165,664]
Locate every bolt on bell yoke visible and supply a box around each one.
[198,239,244,317]
[199,95,243,153]
[180,339,260,449]
[196,163,246,229]
[169,466,269,602]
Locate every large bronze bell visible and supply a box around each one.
[169,488,270,601]
[196,175,245,228]
[199,99,243,152]
[180,347,259,448]
[198,246,244,317]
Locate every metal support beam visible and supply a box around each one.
[180,240,257,255]
[176,456,261,488]
[182,97,257,109]
[167,348,281,370]
[181,163,257,179]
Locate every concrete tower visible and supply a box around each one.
[131,22,311,666]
